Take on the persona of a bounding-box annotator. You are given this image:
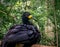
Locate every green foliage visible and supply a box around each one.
[0,0,59,46]
[55,0,60,47]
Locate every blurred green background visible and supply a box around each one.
[0,0,60,47]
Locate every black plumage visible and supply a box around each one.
[2,12,41,47]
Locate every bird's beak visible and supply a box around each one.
[28,15,32,19]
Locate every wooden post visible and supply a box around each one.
[53,0,58,47]
[15,43,24,47]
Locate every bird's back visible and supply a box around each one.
[2,24,40,47]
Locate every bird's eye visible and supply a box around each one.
[28,15,32,19]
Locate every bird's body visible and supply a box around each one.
[2,12,41,47]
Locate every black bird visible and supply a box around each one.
[2,12,41,47]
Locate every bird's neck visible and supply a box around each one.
[22,19,33,25]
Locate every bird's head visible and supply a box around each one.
[22,12,33,25]
[22,12,32,19]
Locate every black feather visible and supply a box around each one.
[2,12,41,47]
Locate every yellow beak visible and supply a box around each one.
[28,15,32,19]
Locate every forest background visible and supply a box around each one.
[0,0,60,47]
